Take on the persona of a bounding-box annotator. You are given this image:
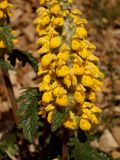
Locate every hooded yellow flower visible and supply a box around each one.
[35,0,103,132]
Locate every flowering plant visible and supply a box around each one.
[0,1,110,160]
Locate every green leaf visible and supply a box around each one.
[69,135,112,160]
[0,134,18,157]
[0,59,14,70]
[9,49,38,70]
[0,26,14,53]
[51,109,69,132]
[17,88,40,143]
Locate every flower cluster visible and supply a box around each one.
[35,0,104,131]
[0,0,12,20]
[0,0,15,49]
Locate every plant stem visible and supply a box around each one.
[62,128,69,160]
[1,68,18,125]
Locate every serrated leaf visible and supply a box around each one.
[0,59,14,70]
[0,134,18,157]
[69,135,112,160]
[51,109,69,132]
[8,49,38,70]
[17,88,40,143]
[0,26,14,53]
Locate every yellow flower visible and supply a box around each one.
[50,36,61,49]
[42,91,53,103]
[53,86,67,97]
[76,27,87,39]
[56,65,70,77]
[85,61,104,78]
[39,74,51,91]
[74,91,85,104]
[73,63,84,75]
[80,119,91,130]
[47,111,53,123]
[41,53,56,67]
[57,50,68,61]
[56,94,68,107]
[92,79,103,92]
[72,39,80,50]
[40,0,46,5]
[37,46,49,54]
[72,9,81,16]
[52,17,64,27]
[0,0,8,9]
[90,106,102,113]
[0,40,5,48]
[64,111,77,129]
[87,91,96,102]
[0,10,4,18]
[64,74,77,88]
[46,104,55,112]
[79,48,91,59]
[50,4,61,15]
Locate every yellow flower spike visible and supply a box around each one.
[47,111,53,123]
[42,91,53,103]
[76,27,87,39]
[50,36,61,49]
[56,94,68,107]
[72,39,80,50]
[80,119,91,130]
[81,75,94,87]
[35,0,103,130]
[64,111,77,129]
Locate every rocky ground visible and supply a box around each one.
[0,0,120,159]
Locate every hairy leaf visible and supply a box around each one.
[0,134,18,157]
[51,109,69,132]
[69,135,112,160]
[0,59,14,70]
[17,88,40,143]
[8,49,38,70]
[0,26,14,53]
